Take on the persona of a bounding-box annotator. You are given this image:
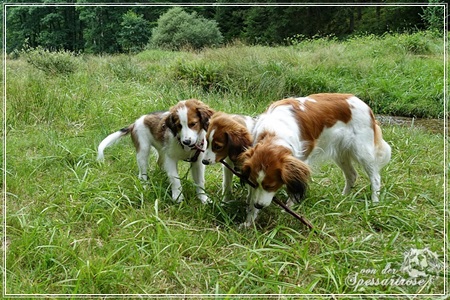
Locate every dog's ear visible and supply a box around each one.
[280,155,310,202]
[239,146,251,165]
[237,146,255,185]
[237,146,254,168]
[227,129,253,163]
[197,104,215,130]
[165,113,178,136]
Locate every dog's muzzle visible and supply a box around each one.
[182,138,194,146]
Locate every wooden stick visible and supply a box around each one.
[220,159,256,188]
[220,159,314,229]
[272,197,314,230]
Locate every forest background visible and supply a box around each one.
[2,1,447,54]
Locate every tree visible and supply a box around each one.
[3,3,437,54]
[77,5,127,54]
[37,6,82,51]
[118,11,151,53]
[5,4,82,53]
[149,7,223,50]
[242,6,277,45]
[213,5,249,43]
[421,0,446,32]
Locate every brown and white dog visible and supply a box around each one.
[97,99,214,204]
[239,93,391,226]
[202,112,256,200]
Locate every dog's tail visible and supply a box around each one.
[97,125,134,161]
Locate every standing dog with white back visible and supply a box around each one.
[240,94,391,226]
[97,99,214,204]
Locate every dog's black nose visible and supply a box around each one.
[182,139,191,146]
[202,159,210,165]
[254,203,265,210]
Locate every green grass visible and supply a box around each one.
[3,32,446,296]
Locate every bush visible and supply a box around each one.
[22,46,78,75]
[171,32,443,118]
[118,11,151,53]
[398,33,431,55]
[421,0,445,32]
[149,7,223,51]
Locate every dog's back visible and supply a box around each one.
[97,111,167,161]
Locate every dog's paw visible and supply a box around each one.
[139,174,148,181]
[221,197,232,204]
[238,221,252,229]
[173,193,185,203]
[198,194,211,204]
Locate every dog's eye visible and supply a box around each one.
[212,143,222,151]
[188,122,197,128]
[263,183,276,191]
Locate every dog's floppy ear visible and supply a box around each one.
[237,146,256,186]
[234,148,251,178]
[227,129,253,163]
[165,113,178,136]
[280,155,310,202]
[197,103,215,130]
[237,146,255,169]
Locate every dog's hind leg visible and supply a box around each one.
[364,164,382,203]
[334,153,358,195]
[353,146,382,203]
[136,145,151,181]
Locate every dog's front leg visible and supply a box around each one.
[222,159,234,202]
[241,189,259,228]
[163,157,184,202]
[242,206,259,228]
[191,160,210,204]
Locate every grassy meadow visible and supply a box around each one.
[3,32,447,296]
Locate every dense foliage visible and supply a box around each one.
[118,11,151,53]
[8,32,444,121]
[149,7,223,50]
[2,1,446,54]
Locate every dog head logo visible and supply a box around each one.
[400,248,442,278]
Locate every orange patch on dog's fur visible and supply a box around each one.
[165,99,214,137]
[184,99,215,130]
[207,112,253,163]
[240,133,310,199]
[132,99,214,153]
[272,94,353,157]
[144,112,167,142]
[370,110,384,150]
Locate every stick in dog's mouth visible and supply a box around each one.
[219,159,314,229]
